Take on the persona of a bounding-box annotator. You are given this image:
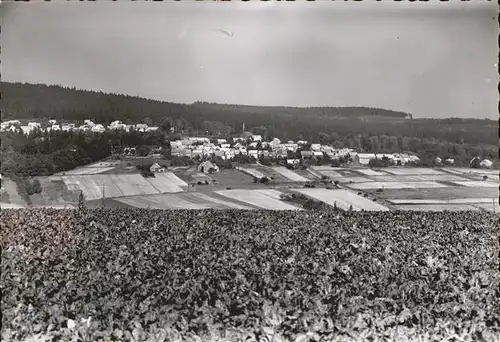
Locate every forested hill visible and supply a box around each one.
[1,82,497,147]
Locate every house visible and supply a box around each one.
[135,124,148,132]
[150,163,165,173]
[189,137,210,144]
[301,151,313,159]
[313,151,324,158]
[198,161,219,174]
[310,144,321,151]
[444,158,455,166]
[91,124,105,133]
[252,135,263,142]
[84,120,95,126]
[434,157,442,165]
[48,119,57,125]
[20,126,34,135]
[61,125,73,132]
[28,122,41,128]
[480,159,493,169]
[147,127,159,132]
[297,140,308,145]
[357,153,376,165]
[248,150,259,159]
[469,157,482,168]
[287,159,301,165]
[249,142,259,149]
[220,143,231,149]
[51,124,61,131]
[217,139,227,145]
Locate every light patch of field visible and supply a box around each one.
[474,203,500,213]
[62,167,115,175]
[389,198,498,205]
[371,175,468,182]
[452,181,499,188]
[62,175,122,201]
[189,192,251,209]
[395,204,479,211]
[146,172,186,193]
[272,167,309,182]
[109,174,159,196]
[311,166,344,171]
[356,169,387,176]
[444,167,498,176]
[295,188,389,211]
[216,189,301,210]
[316,170,345,179]
[1,178,28,206]
[384,168,445,175]
[350,181,448,190]
[236,167,266,179]
[371,187,498,200]
[337,176,373,183]
[0,202,25,209]
[116,194,207,210]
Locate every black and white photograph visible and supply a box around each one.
[0,0,499,341]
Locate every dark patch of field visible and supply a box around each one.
[371,187,499,200]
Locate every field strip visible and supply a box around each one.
[315,170,345,178]
[337,176,373,183]
[0,202,26,209]
[294,188,389,211]
[384,168,445,175]
[62,176,99,201]
[350,181,449,190]
[370,175,469,182]
[109,174,160,196]
[215,189,301,210]
[395,204,479,211]
[236,167,266,179]
[63,167,115,175]
[188,192,252,209]
[146,174,184,193]
[444,167,499,175]
[390,198,498,205]
[452,181,499,188]
[2,179,29,206]
[473,203,500,213]
[162,172,189,187]
[272,167,309,182]
[356,169,387,176]
[115,194,208,209]
[311,166,344,171]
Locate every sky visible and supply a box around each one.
[1,0,498,119]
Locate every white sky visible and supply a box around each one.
[1,0,498,119]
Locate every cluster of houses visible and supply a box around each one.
[0,119,159,135]
[170,134,426,169]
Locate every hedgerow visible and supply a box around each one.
[1,209,499,341]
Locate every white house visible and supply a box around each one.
[357,153,376,165]
[147,127,159,132]
[91,124,105,133]
[297,140,308,145]
[480,159,493,169]
[252,135,263,142]
[198,160,219,174]
[287,159,301,165]
[150,163,165,173]
[444,158,455,166]
[217,139,227,145]
[48,119,57,125]
[28,122,41,128]
[84,120,95,127]
[434,157,442,165]
[20,126,34,135]
[51,124,61,131]
[310,144,321,151]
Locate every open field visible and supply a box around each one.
[60,167,116,175]
[350,181,449,190]
[146,173,186,192]
[314,170,347,179]
[272,166,309,182]
[395,204,480,211]
[1,178,28,206]
[215,189,302,210]
[365,186,499,200]
[443,167,499,175]
[384,168,446,175]
[452,181,499,188]
[369,174,470,182]
[294,188,390,211]
[236,166,266,179]
[355,169,387,176]
[208,169,256,187]
[389,198,498,205]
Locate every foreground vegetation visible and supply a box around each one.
[1,208,499,341]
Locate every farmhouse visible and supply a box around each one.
[357,153,376,165]
[48,119,57,125]
[252,135,263,142]
[287,159,301,165]
[198,161,219,174]
[434,157,442,165]
[310,144,321,151]
[150,163,165,173]
[444,158,455,166]
[91,124,106,133]
[20,126,34,135]
[480,159,493,169]
[301,151,313,159]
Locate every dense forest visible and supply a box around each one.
[0,82,497,177]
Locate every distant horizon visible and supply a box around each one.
[1,1,497,120]
[2,80,497,122]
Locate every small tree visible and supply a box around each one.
[349,204,353,212]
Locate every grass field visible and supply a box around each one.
[368,174,469,182]
[146,173,185,193]
[208,169,256,187]
[60,167,116,175]
[395,204,480,211]
[272,167,309,182]
[355,169,387,176]
[350,181,449,190]
[384,168,446,175]
[0,178,28,207]
[294,188,390,211]
[367,186,499,200]
[236,167,266,179]
[452,181,499,188]
[389,198,498,204]
[215,189,302,210]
